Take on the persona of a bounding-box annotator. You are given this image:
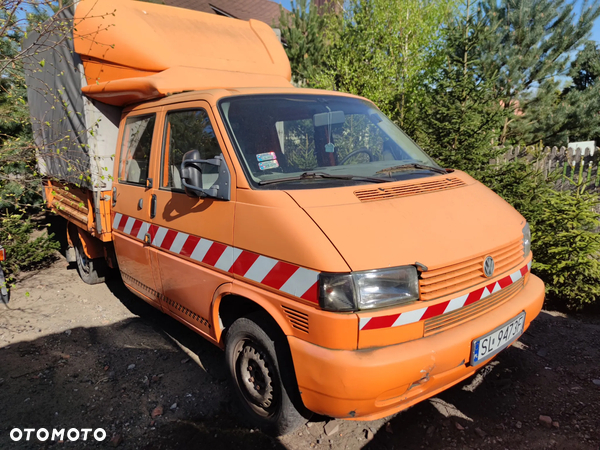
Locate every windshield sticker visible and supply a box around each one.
[256,152,277,162]
[259,160,279,171]
[325,142,335,153]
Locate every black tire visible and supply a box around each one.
[74,238,106,285]
[225,314,308,435]
[0,268,9,304]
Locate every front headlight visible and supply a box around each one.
[319,266,420,312]
[522,222,531,257]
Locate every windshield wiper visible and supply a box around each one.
[258,171,388,185]
[375,163,448,175]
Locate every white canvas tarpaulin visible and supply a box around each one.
[23,7,121,191]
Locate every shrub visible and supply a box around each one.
[0,213,59,285]
[480,158,550,222]
[480,156,600,310]
[529,188,600,310]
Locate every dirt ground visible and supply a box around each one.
[1,255,599,450]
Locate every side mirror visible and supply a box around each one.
[181,149,231,201]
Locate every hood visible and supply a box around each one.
[285,172,525,272]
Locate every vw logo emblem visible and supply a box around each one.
[483,256,495,278]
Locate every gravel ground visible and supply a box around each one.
[1,256,599,450]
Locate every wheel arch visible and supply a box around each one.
[212,286,294,346]
[218,291,312,432]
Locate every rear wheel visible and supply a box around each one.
[74,237,106,285]
[225,315,307,435]
[0,267,9,304]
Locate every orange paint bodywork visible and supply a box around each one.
[290,275,544,419]
[101,89,544,421]
[53,0,546,423]
[73,0,292,106]
[43,179,112,243]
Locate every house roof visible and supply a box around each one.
[162,0,285,26]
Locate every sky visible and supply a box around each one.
[274,0,600,44]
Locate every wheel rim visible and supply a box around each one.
[233,339,279,418]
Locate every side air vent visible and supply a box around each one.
[355,177,467,202]
[282,306,309,333]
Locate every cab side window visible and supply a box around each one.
[162,109,222,190]
[118,114,156,185]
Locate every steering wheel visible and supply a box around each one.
[339,147,374,165]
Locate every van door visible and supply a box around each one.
[112,111,163,308]
[152,103,235,338]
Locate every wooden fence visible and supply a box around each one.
[492,145,600,191]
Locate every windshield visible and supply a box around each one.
[218,94,441,189]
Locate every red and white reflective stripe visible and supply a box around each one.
[112,213,319,303]
[359,261,532,331]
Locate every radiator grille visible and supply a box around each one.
[282,306,309,333]
[354,177,466,202]
[419,239,524,301]
[424,278,525,336]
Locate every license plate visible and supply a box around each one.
[471,312,526,366]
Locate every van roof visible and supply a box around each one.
[74,0,291,106]
[124,87,366,112]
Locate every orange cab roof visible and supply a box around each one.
[73,0,292,106]
[122,87,364,111]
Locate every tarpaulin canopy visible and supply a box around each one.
[23,0,291,189]
[24,6,121,191]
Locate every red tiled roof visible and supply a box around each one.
[162,0,286,26]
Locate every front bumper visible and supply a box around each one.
[288,274,545,420]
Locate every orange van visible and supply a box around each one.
[24,0,544,435]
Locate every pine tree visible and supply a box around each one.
[479,0,600,145]
[278,0,329,86]
[569,41,600,91]
[561,42,600,144]
[513,41,600,146]
[415,0,506,175]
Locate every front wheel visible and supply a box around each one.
[225,315,307,435]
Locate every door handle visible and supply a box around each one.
[112,186,117,207]
[150,194,157,219]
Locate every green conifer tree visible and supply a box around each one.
[278,0,329,86]
[479,0,600,145]
[561,42,600,144]
[531,188,600,310]
[570,41,600,91]
[415,0,506,175]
